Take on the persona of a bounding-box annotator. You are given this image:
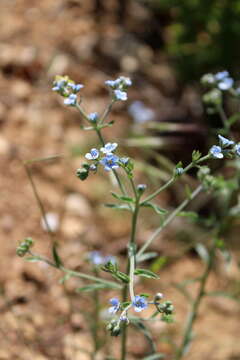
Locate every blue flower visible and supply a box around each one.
[68,83,84,92]
[100,143,118,154]
[114,90,127,101]
[109,298,120,314]
[89,251,104,265]
[105,80,119,88]
[52,80,66,92]
[209,145,224,159]
[85,148,99,160]
[218,77,234,90]
[88,112,99,123]
[132,296,148,312]
[218,135,234,148]
[64,94,77,106]
[215,71,229,81]
[100,154,119,171]
[118,76,132,87]
[234,144,240,157]
[128,101,155,123]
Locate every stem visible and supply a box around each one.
[92,268,100,353]
[129,253,135,302]
[141,156,209,205]
[99,99,115,125]
[137,185,203,258]
[217,104,229,132]
[175,242,215,360]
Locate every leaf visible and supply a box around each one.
[25,256,41,262]
[104,203,131,211]
[111,192,134,203]
[143,354,165,360]
[137,252,158,263]
[178,211,199,221]
[134,268,159,279]
[52,243,63,268]
[76,283,112,292]
[113,271,130,283]
[141,202,168,215]
[150,256,168,273]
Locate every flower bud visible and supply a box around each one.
[154,292,164,301]
[137,184,147,194]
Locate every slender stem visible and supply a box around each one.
[92,268,100,353]
[141,156,209,205]
[121,283,128,360]
[129,253,135,302]
[175,241,215,360]
[23,163,54,240]
[99,99,115,125]
[217,104,229,132]
[137,185,203,258]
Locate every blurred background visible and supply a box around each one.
[0,0,240,359]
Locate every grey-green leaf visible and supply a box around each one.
[141,202,167,215]
[134,268,159,279]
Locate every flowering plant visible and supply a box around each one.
[17,72,240,359]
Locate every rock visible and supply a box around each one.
[65,193,91,217]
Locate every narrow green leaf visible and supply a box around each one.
[114,271,130,283]
[178,211,199,221]
[143,353,165,360]
[25,256,41,262]
[134,268,159,279]
[141,202,168,215]
[52,243,63,268]
[104,203,131,211]
[150,256,168,272]
[111,192,134,203]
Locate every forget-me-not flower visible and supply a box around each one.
[64,93,77,106]
[119,157,129,165]
[89,251,104,265]
[88,112,99,123]
[100,154,119,171]
[215,71,229,81]
[109,298,120,314]
[52,80,66,92]
[85,148,99,160]
[218,135,234,148]
[128,101,155,123]
[132,296,148,312]
[68,83,84,92]
[215,71,233,90]
[210,145,224,159]
[100,143,118,154]
[114,90,127,101]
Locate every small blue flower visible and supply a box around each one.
[114,90,127,101]
[128,101,155,123]
[64,93,77,106]
[89,164,97,171]
[68,83,84,92]
[105,80,119,88]
[88,112,99,123]
[104,255,116,264]
[52,80,66,92]
[218,135,234,148]
[234,144,240,157]
[85,148,99,160]
[100,154,119,171]
[175,167,184,175]
[209,145,224,159]
[218,77,234,90]
[100,143,118,154]
[132,296,148,312]
[118,76,132,87]
[89,251,104,265]
[109,298,120,314]
[215,71,229,81]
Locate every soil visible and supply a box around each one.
[0,1,239,359]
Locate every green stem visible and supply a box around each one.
[141,156,209,205]
[217,104,229,132]
[92,268,100,353]
[137,185,203,258]
[175,241,215,360]
[99,99,115,125]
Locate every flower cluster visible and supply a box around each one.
[105,76,132,102]
[76,142,131,180]
[52,75,84,106]
[209,135,239,159]
[201,70,234,91]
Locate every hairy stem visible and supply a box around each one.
[137,185,203,258]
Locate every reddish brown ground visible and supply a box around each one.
[0,1,239,359]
